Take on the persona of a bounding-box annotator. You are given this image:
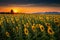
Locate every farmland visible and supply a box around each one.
[0,14,60,40]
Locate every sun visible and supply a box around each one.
[13,9,18,13]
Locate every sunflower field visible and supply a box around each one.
[0,14,60,40]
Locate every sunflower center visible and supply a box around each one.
[49,29,52,33]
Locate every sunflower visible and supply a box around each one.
[26,23,29,28]
[11,18,14,21]
[54,18,60,27]
[22,20,24,24]
[15,18,19,22]
[50,38,54,40]
[12,20,15,24]
[45,23,51,27]
[5,31,10,37]
[24,28,29,36]
[39,16,43,20]
[36,24,39,28]
[32,25,36,32]
[1,17,4,20]
[55,22,60,27]
[0,21,2,26]
[18,24,20,27]
[54,18,59,22]
[6,19,9,23]
[32,20,34,23]
[39,16,44,21]
[16,26,19,32]
[39,24,45,32]
[24,24,27,28]
[47,27,54,35]
[12,28,15,32]
[46,16,49,20]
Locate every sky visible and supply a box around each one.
[0,0,60,13]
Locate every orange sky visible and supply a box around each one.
[0,6,60,13]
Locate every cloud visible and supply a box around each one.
[0,0,60,7]
[0,3,60,8]
[0,0,60,4]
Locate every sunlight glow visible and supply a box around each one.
[0,6,60,13]
[13,9,18,13]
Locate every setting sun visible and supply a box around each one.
[13,9,18,13]
[14,10,18,13]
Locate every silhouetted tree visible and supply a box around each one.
[11,9,14,14]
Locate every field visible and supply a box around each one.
[0,14,60,40]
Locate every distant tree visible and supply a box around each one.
[11,9,14,14]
